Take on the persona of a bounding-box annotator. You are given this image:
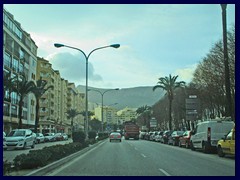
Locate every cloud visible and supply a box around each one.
[47,52,102,85]
[174,64,197,83]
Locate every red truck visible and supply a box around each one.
[124,121,140,140]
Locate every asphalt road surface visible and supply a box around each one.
[45,139,235,176]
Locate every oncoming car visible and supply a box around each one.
[109,132,122,142]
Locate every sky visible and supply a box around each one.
[3,4,235,89]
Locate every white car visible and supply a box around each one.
[5,129,35,150]
[36,133,45,143]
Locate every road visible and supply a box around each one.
[3,139,73,163]
[44,139,235,176]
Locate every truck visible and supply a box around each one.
[124,121,140,140]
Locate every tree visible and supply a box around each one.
[31,77,53,133]
[136,105,152,130]
[3,71,16,101]
[153,74,185,130]
[13,74,36,129]
[65,109,82,136]
[89,118,101,132]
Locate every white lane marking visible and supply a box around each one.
[159,168,171,176]
[141,153,146,158]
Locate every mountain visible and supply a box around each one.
[77,85,165,110]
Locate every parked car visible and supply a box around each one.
[161,130,173,144]
[168,131,184,146]
[109,132,122,142]
[155,131,163,142]
[62,133,68,140]
[5,129,35,150]
[36,133,45,143]
[32,133,37,144]
[190,119,235,153]
[217,127,235,157]
[54,133,64,141]
[179,130,192,148]
[44,133,55,142]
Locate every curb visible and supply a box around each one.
[25,140,106,176]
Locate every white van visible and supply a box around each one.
[190,119,234,153]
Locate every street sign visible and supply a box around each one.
[150,118,157,127]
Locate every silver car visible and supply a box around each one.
[5,129,35,150]
[109,132,122,142]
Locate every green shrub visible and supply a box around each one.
[88,131,97,139]
[72,130,86,143]
[13,142,84,170]
[3,160,12,175]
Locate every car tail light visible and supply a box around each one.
[110,135,114,138]
[117,135,121,138]
[207,127,211,142]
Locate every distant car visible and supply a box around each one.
[44,133,55,142]
[5,129,35,150]
[161,130,173,144]
[36,133,45,143]
[155,131,163,142]
[179,130,192,148]
[54,133,64,141]
[217,127,235,157]
[109,132,122,142]
[168,131,184,146]
[62,133,68,140]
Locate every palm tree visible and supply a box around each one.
[3,71,16,101]
[65,109,82,137]
[32,77,53,133]
[153,74,185,130]
[13,74,36,129]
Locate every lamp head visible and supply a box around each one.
[110,44,120,48]
[54,43,65,48]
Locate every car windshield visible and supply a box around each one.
[8,130,25,137]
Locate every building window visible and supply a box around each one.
[4,52,11,68]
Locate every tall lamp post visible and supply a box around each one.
[54,43,120,138]
[220,4,232,119]
[88,88,119,132]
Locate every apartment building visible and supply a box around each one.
[94,106,118,125]
[36,57,85,134]
[3,8,38,133]
[117,107,137,124]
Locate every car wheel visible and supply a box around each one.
[190,141,195,151]
[23,142,27,150]
[110,139,111,142]
[178,141,182,147]
[202,142,210,153]
[217,146,225,157]
[186,141,189,149]
[31,141,35,149]
[119,139,121,142]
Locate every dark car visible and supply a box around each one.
[179,130,192,148]
[161,130,173,144]
[168,131,184,146]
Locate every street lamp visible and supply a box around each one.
[220,4,233,120]
[54,43,120,138]
[88,88,119,132]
